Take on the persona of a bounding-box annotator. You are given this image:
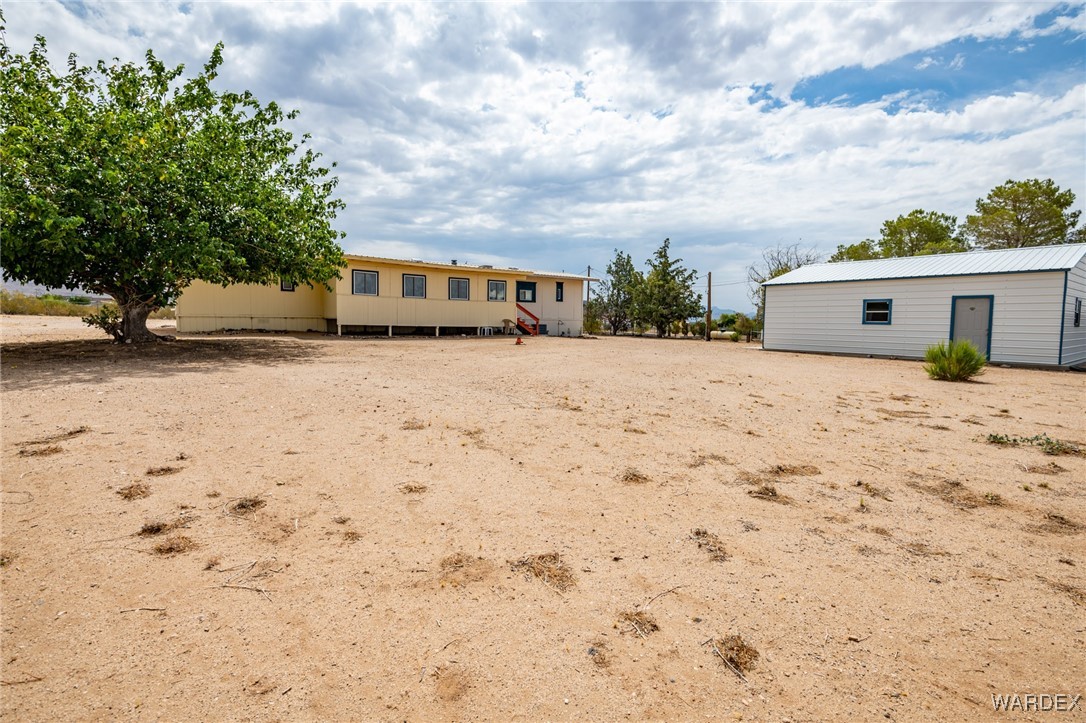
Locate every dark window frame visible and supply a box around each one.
[862,298,892,325]
[280,280,296,292]
[488,280,507,302]
[1075,297,1082,328]
[352,269,378,296]
[516,281,537,303]
[449,277,470,301]
[403,273,426,299]
[556,281,564,302]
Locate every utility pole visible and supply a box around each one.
[586,265,591,301]
[704,271,712,341]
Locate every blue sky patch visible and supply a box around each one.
[793,25,1084,112]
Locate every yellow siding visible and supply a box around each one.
[334,260,523,329]
[176,280,330,333]
[518,278,585,335]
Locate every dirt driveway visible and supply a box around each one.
[2,319,1083,720]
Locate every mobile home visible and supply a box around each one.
[176,255,594,337]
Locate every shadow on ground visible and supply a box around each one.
[0,337,321,392]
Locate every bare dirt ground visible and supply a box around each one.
[2,316,1083,721]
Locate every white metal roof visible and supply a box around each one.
[763,244,1086,286]
[343,253,598,281]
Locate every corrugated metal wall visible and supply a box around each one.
[1062,257,1086,366]
[763,271,1065,366]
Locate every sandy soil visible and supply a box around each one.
[2,317,1083,721]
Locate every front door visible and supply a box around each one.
[951,296,992,357]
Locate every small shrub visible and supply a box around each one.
[924,340,986,381]
[730,332,740,342]
[82,305,123,341]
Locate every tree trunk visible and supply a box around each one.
[120,301,159,343]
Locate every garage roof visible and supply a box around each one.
[763,243,1086,286]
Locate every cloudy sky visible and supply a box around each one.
[6,1,1085,310]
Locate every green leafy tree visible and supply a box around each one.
[583,296,604,335]
[733,312,758,341]
[878,210,966,257]
[717,312,737,330]
[964,178,1082,249]
[0,35,346,342]
[634,238,701,338]
[599,249,642,335]
[829,239,880,263]
[830,210,967,262]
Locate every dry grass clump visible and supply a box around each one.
[117,482,150,500]
[619,610,659,637]
[1021,462,1067,475]
[907,476,986,509]
[624,426,647,434]
[0,553,14,568]
[229,497,266,514]
[709,634,760,677]
[875,407,930,419]
[1033,513,1082,535]
[689,453,729,468]
[153,535,196,556]
[439,552,492,586]
[332,515,350,524]
[204,556,221,570]
[587,640,611,668]
[767,464,820,476]
[620,468,651,485]
[856,481,892,501]
[400,483,428,494]
[343,530,362,543]
[509,552,576,592]
[748,484,791,503]
[440,552,476,572]
[18,445,62,457]
[146,465,182,477]
[690,528,728,562]
[138,521,170,536]
[24,426,90,445]
[870,526,892,537]
[401,418,426,431]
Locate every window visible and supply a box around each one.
[352,270,378,296]
[488,280,506,302]
[280,280,295,292]
[516,281,536,303]
[449,277,469,301]
[862,299,892,324]
[556,281,564,302]
[1076,297,1082,328]
[403,274,426,299]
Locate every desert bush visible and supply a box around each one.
[82,305,123,340]
[924,339,986,381]
[730,332,740,342]
[0,290,88,316]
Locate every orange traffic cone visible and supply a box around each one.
[515,337,524,345]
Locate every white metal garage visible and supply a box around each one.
[761,244,1086,368]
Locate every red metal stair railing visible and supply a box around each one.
[515,303,540,335]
